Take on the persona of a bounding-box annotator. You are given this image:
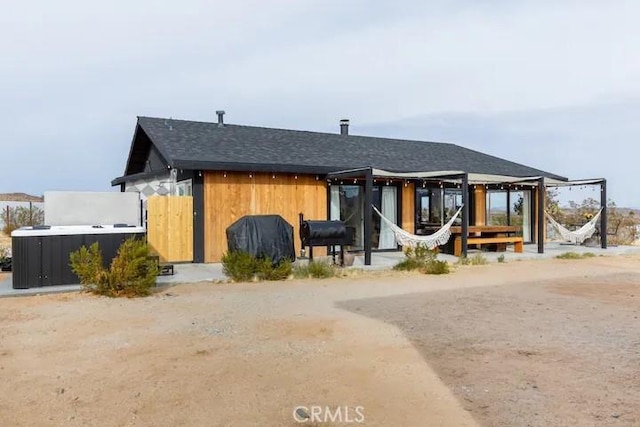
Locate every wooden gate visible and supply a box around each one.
[146,196,193,262]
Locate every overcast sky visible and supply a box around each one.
[2,0,638,206]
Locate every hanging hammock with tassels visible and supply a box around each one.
[373,205,463,249]
[545,208,603,244]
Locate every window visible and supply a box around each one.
[175,179,192,196]
[486,191,508,225]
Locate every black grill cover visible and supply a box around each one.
[226,215,295,264]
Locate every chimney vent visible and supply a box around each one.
[216,110,225,127]
[340,119,349,135]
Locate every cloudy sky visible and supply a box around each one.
[2,0,638,206]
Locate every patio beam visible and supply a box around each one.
[461,173,469,257]
[601,179,607,249]
[364,168,373,266]
[537,177,545,254]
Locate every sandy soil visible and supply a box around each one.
[1,256,640,426]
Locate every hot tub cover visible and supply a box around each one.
[226,215,295,264]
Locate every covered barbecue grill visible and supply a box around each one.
[299,214,354,264]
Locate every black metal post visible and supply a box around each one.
[537,177,545,254]
[601,179,607,249]
[364,168,373,266]
[192,171,205,263]
[461,173,469,257]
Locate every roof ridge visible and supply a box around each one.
[137,116,455,147]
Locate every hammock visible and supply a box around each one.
[545,208,603,244]
[373,205,463,249]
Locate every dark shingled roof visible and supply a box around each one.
[113,116,567,183]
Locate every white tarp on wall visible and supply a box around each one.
[45,191,141,226]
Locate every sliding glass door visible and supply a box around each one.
[329,184,398,251]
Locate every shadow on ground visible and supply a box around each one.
[336,272,640,427]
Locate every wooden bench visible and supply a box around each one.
[454,236,524,256]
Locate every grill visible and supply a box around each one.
[299,214,354,265]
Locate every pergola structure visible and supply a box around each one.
[327,167,607,266]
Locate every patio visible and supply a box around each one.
[2,242,639,298]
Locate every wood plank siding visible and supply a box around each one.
[203,172,327,263]
[402,182,415,233]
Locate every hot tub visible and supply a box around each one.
[11,225,146,289]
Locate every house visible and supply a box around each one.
[112,111,607,264]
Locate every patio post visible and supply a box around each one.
[364,168,373,266]
[537,177,545,254]
[600,179,607,249]
[461,173,469,257]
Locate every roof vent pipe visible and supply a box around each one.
[340,119,349,135]
[216,110,225,127]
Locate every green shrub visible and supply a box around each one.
[222,251,258,282]
[556,252,595,260]
[470,253,488,265]
[256,258,292,281]
[394,245,450,275]
[293,261,335,279]
[393,258,424,271]
[222,251,293,282]
[457,256,470,266]
[497,254,506,263]
[457,253,488,266]
[422,259,450,275]
[69,238,157,297]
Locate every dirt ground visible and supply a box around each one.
[1,256,640,426]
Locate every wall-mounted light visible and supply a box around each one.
[223,172,227,178]
[272,173,276,179]
[294,175,298,180]
[353,178,357,184]
[249,173,253,179]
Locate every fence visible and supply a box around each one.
[146,196,193,263]
[1,202,45,229]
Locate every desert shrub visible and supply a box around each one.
[393,245,437,271]
[256,258,292,281]
[222,251,258,282]
[394,245,450,274]
[293,261,335,279]
[222,251,293,282]
[497,254,506,263]
[457,253,488,266]
[470,253,488,265]
[556,252,583,260]
[2,205,44,235]
[422,259,450,275]
[393,258,424,271]
[556,252,595,260]
[69,238,157,297]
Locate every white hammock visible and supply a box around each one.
[545,208,603,244]
[373,205,463,249]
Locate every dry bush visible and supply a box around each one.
[70,238,157,297]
